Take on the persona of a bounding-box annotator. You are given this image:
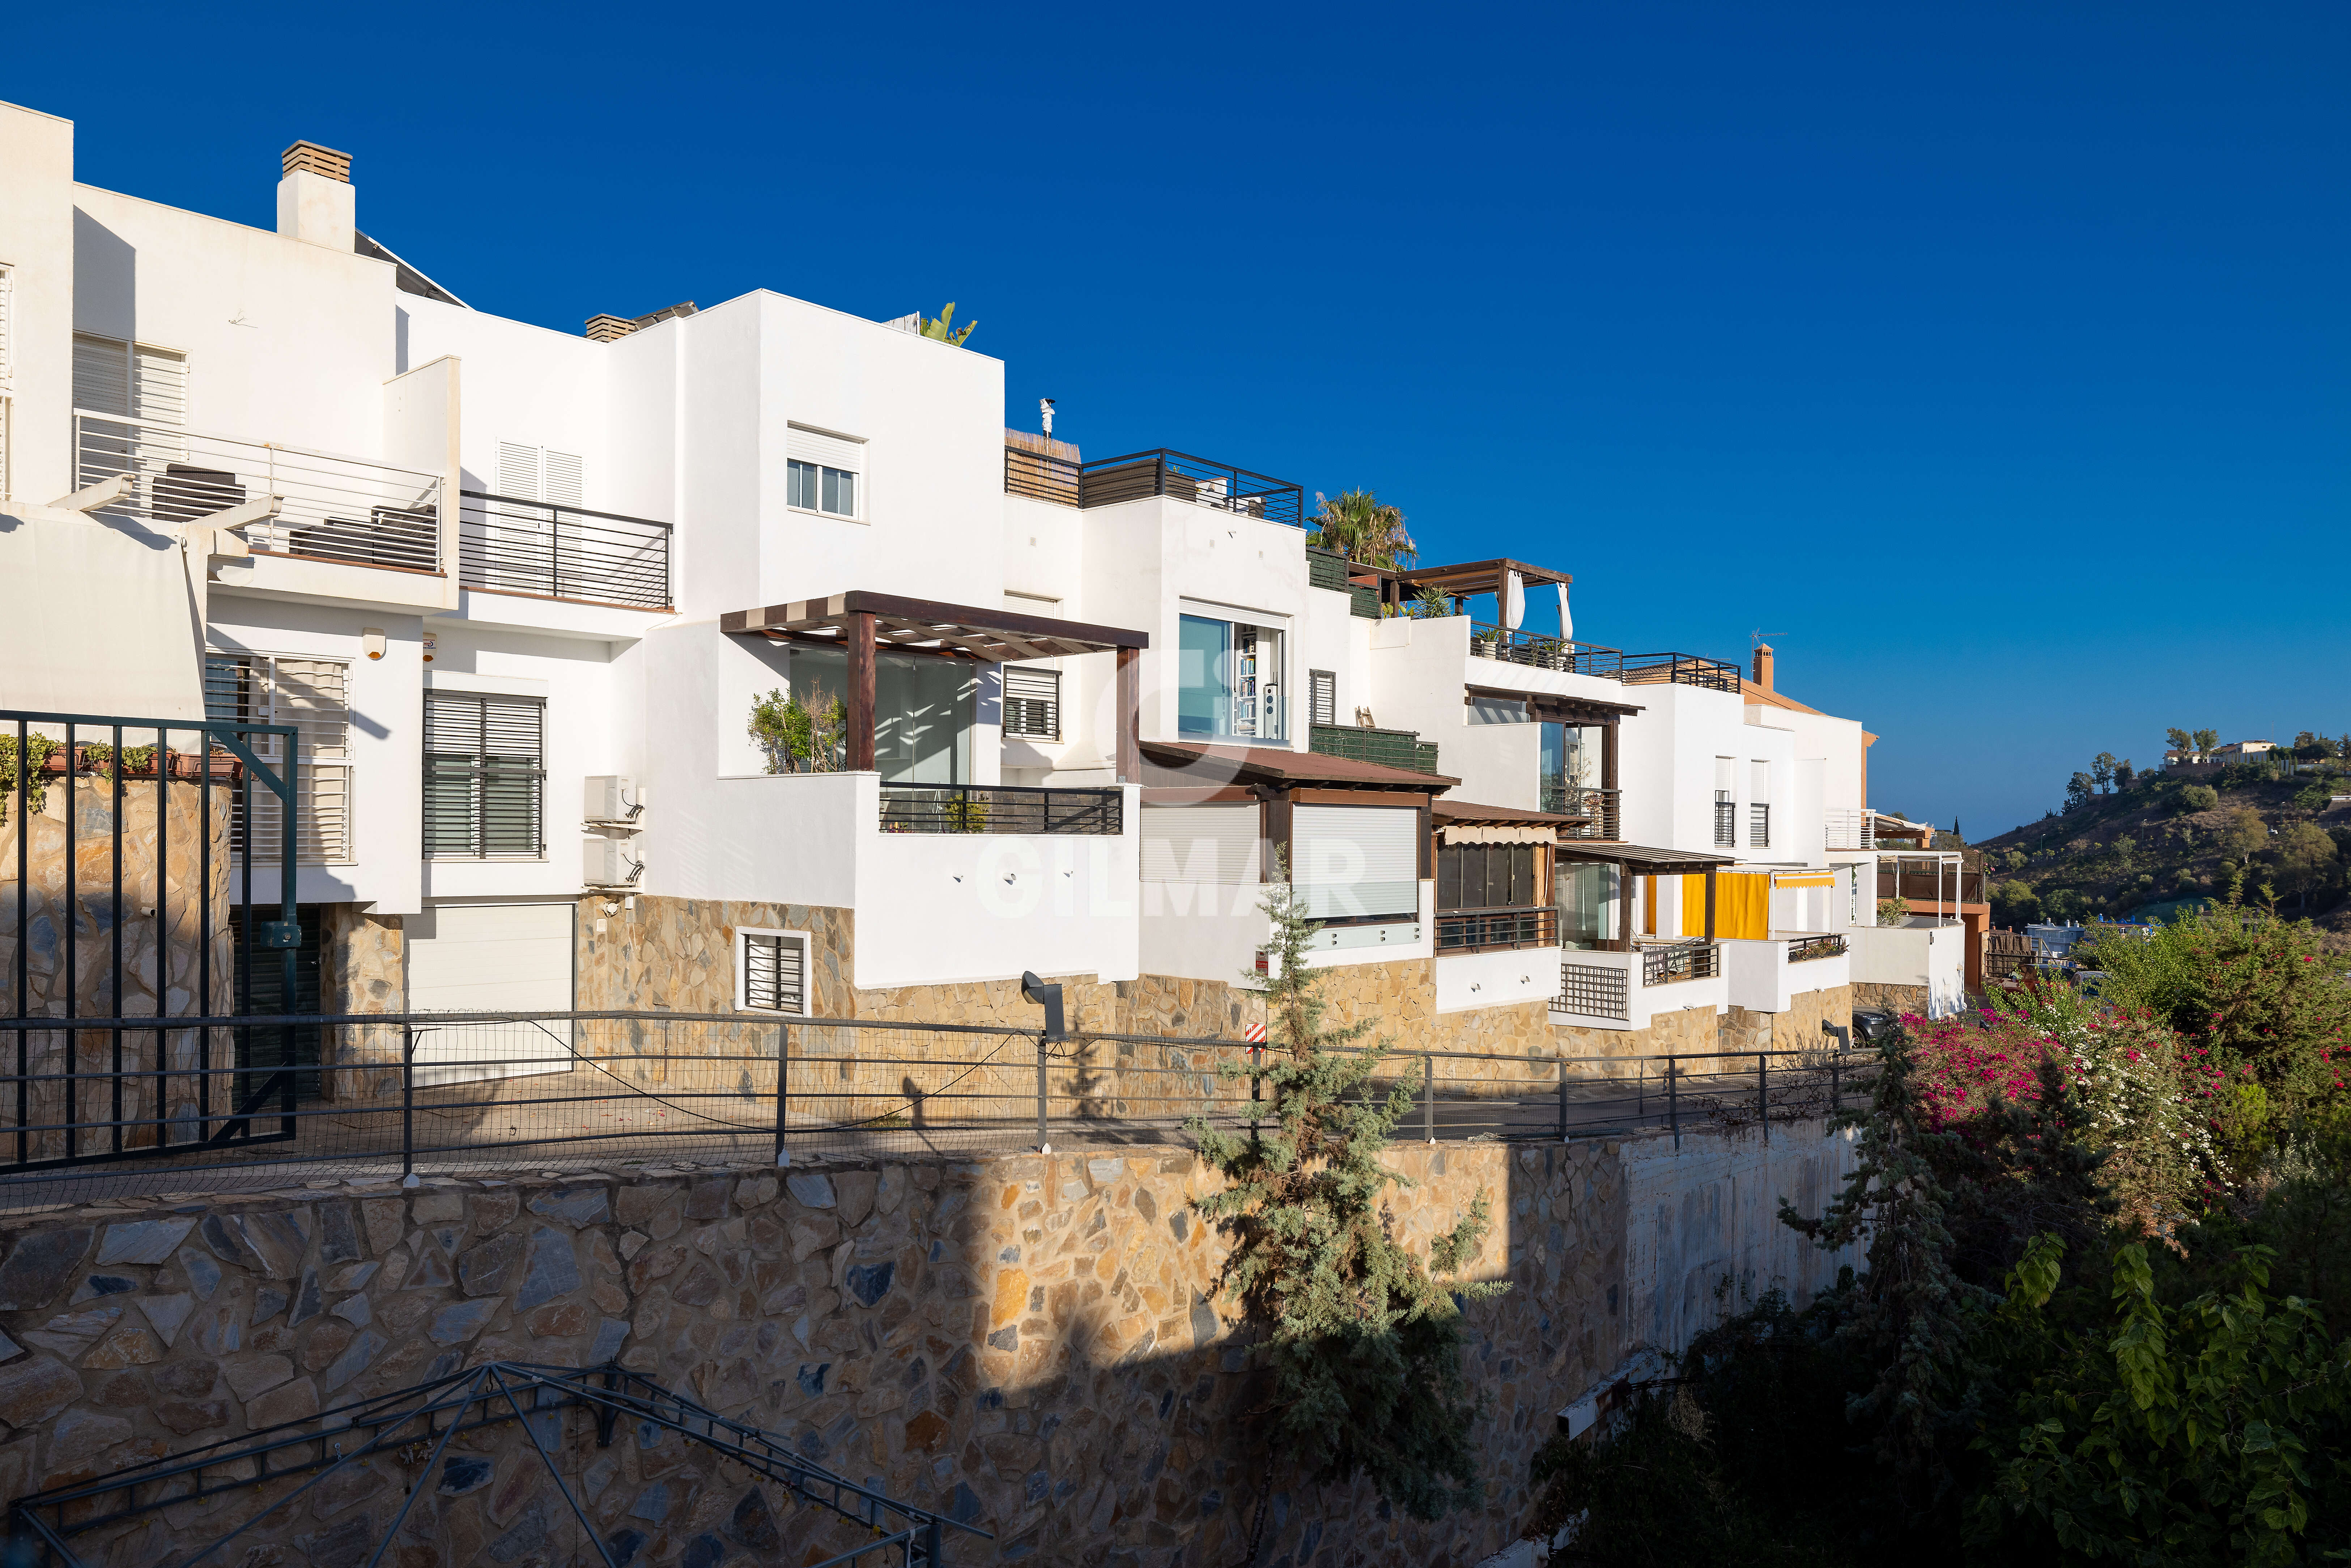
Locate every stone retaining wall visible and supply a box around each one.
[0,1136,1651,1568]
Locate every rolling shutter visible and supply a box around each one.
[1141,803,1260,884]
[1292,805,1418,919]
[786,425,863,471]
[1003,667,1061,739]
[73,333,131,417]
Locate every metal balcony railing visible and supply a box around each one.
[1547,785,1620,841]
[1077,449,1303,524]
[1641,940,1720,986]
[1310,722,1440,775]
[878,783,1123,836]
[1468,624,1627,677]
[457,491,672,610]
[1824,808,1875,850]
[1750,802,1770,847]
[1785,934,1847,963]
[1619,652,1743,693]
[1555,959,1631,1020]
[1434,905,1558,953]
[72,412,443,574]
[1713,799,1736,847]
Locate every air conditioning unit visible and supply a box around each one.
[584,775,642,823]
[583,836,643,888]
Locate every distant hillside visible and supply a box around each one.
[1972,760,2351,948]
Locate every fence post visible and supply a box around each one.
[1036,1032,1051,1154]
[1249,1042,1262,1147]
[1758,1052,1769,1144]
[1829,1053,1840,1113]
[1423,1053,1435,1145]
[773,1024,790,1168]
[1667,1055,1679,1152]
[1557,1057,1568,1142]
[400,1026,417,1187]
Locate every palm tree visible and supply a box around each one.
[1311,489,1415,568]
[919,303,977,346]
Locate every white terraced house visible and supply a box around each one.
[0,102,1965,1076]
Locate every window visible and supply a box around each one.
[496,442,584,509]
[1713,755,1736,847]
[1292,805,1417,920]
[73,333,186,427]
[1309,670,1337,727]
[1003,667,1062,740]
[424,691,546,858]
[1539,722,1600,814]
[1177,613,1283,740]
[787,424,864,519]
[1750,760,1772,847]
[204,653,354,863]
[738,929,810,1015]
[1437,842,1539,910]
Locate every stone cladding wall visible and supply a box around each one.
[1852,981,1929,1016]
[0,1139,1633,1568]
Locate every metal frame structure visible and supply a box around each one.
[5,1361,987,1568]
[4,707,299,1173]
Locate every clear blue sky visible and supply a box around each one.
[12,2,2344,836]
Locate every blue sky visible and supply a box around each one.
[12,1,2344,836]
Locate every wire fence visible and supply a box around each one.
[0,1010,1876,1199]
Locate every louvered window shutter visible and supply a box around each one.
[1309,671,1336,727]
[424,691,545,858]
[131,344,186,426]
[1002,667,1061,740]
[543,450,583,509]
[73,334,131,417]
[498,443,540,501]
[1140,804,1261,884]
[786,426,863,471]
[742,933,807,1014]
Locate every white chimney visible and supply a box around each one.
[277,141,355,253]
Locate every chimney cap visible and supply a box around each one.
[282,141,353,182]
[584,314,635,343]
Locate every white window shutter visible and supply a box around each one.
[543,449,583,509]
[73,333,131,417]
[786,425,863,471]
[498,442,541,501]
[1292,805,1419,919]
[1140,803,1261,885]
[131,344,186,426]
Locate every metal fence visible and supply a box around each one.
[877,783,1124,835]
[0,1007,1874,1196]
[3,707,302,1181]
[456,489,673,609]
[1075,449,1305,525]
[74,411,443,574]
[1642,940,1721,985]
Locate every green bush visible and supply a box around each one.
[2177,783,2220,813]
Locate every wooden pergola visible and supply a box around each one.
[1555,842,1740,950]
[720,591,1151,778]
[1394,557,1573,601]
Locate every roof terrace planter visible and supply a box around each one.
[1786,933,1848,963]
[1309,721,1440,776]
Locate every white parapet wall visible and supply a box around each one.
[1848,923,1966,1016]
[1436,945,1566,1014]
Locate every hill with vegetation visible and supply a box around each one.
[1969,732,2351,946]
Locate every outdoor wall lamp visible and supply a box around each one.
[1021,970,1066,1041]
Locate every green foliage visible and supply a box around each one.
[1993,878,2042,926]
[1310,489,1416,569]
[2176,783,2219,813]
[1188,862,1504,1521]
[1877,896,1911,927]
[0,733,60,824]
[2194,728,2221,757]
[1407,585,1453,619]
[747,684,845,774]
[1974,1241,2351,1564]
[917,302,976,345]
[940,796,990,833]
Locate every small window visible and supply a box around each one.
[424,691,546,859]
[739,929,810,1015]
[787,424,864,519]
[1003,666,1061,740]
[1309,670,1336,727]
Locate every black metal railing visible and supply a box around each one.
[1435,905,1559,953]
[0,1008,1878,1191]
[1642,940,1721,986]
[1468,624,1627,677]
[1004,442,1080,506]
[2,707,302,1174]
[1750,802,1770,847]
[1713,799,1737,847]
[1619,652,1743,693]
[1879,869,1986,904]
[1786,934,1847,964]
[457,490,672,610]
[1547,784,1620,840]
[1310,722,1440,775]
[879,783,1123,835]
[1076,449,1304,525]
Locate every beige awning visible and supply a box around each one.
[1439,823,1555,845]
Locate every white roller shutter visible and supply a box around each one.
[1293,805,1419,919]
[1142,803,1260,884]
[787,424,864,471]
[405,902,575,1086]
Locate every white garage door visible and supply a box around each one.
[405,902,575,1086]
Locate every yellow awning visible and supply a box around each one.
[1774,872,1837,888]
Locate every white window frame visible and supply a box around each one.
[202,649,357,865]
[736,927,813,1016]
[786,423,866,522]
[1002,666,1062,741]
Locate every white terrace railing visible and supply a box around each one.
[73,411,443,575]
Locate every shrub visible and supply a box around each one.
[2176,783,2219,813]
[1878,896,1912,926]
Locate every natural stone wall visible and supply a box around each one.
[1852,981,1928,1016]
[0,776,234,1160]
[322,904,404,1014]
[0,1138,1650,1568]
